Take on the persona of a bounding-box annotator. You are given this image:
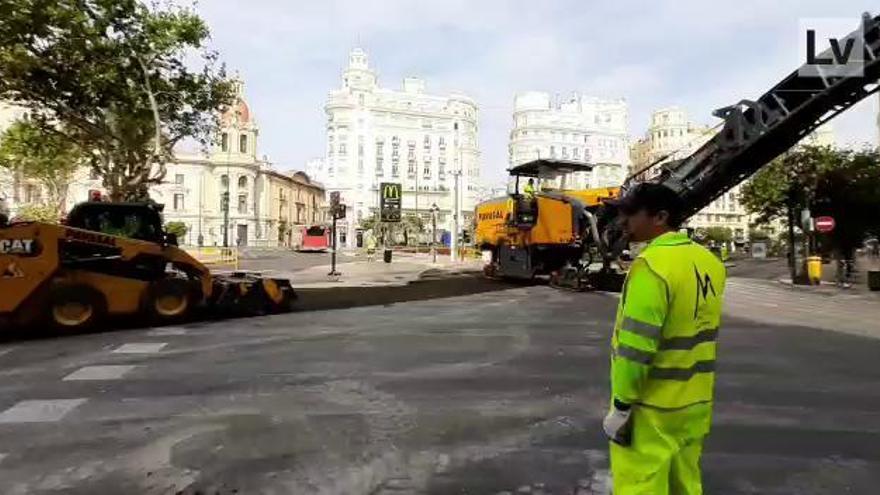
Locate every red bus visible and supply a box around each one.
[295,225,331,252]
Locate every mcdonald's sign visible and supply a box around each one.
[379,182,402,222]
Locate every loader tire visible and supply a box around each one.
[49,285,105,331]
[146,278,194,323]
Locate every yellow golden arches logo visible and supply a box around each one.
[382,183,401,200]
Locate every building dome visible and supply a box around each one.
[221,99,252,126]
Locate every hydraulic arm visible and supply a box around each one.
[599,13,880,265]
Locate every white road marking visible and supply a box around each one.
[0,399,87,423]
[63,365,137,381]
[113,343,167,354]
[0,453,7,464]
[0,347,13,358]
[147,327,187,336]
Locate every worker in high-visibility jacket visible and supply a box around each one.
[523,178,536,199]
[603,183,726,495]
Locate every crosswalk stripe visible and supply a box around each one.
[0,399,87,423]
[113,343,167,354]
[63,365,137,381]
[147,327,187,336]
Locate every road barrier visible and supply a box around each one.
[185,247,240,269]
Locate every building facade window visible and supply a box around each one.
[358,136,364,174]
[238,194,248,214]
[24,184,40,203]
[220,175,229,189]
[173,193,184,211]
[238,176,248,189]
[391,136,400,177]
[375,139,385,175]
[239,134,248,153]
[407,141,416,177]
[221,133,229,152]
[175,174,184,185]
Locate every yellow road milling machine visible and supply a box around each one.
[476,12,880,291]
[0,201,295,330]
[474,159,620,286]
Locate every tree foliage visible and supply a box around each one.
[703,226,733,245]
[0,120,85,212]
[0,0,235,201]
[164,220,187,240]
[14,203,61,223]
[741,145,880,254]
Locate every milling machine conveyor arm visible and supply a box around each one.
[624,13,880,222]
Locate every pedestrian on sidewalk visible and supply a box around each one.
[365,230,377,262]
[603,183,727,495]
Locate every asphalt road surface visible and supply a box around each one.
[237,249,356,274]
[0,277,878,494]
[725,257,790,280]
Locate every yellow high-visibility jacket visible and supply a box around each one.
[611,231,726,409]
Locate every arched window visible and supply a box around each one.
[239,134,248,153]
[238,176,248,188]
[220,174,229,189]
[221,132,229,152]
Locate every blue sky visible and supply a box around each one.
[197,0,880,184]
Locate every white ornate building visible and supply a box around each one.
[313,48,481,247]
[631,107,837,246]
[631,107,750,244]
[508,92,629,189]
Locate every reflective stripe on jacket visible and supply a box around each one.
[611,231,726,409]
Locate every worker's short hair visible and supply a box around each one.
[615,183,686,228]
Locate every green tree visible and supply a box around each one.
[400,214,425,246]
[703,226,733,245]
[164,221,187,240]
[741,145,845,226]
[358,214,380,232]
[748,228,771,241]
[14,204,62,223]
[741,145,880,275]
[812,148,880,254]
[0,120,85,214]
[0,0,235,201]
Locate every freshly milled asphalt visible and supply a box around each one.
[0,276,878,494]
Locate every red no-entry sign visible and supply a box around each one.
[815,216,835,233]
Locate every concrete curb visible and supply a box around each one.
[290,262,479,289]
[776,278,880,298]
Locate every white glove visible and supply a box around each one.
[603,401,633,446]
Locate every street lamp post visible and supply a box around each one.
[431,202,439,264]
[222,189,230,248]
[451,122,461,262]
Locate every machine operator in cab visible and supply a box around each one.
[602,183,726,495]
[523,178,536,199]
